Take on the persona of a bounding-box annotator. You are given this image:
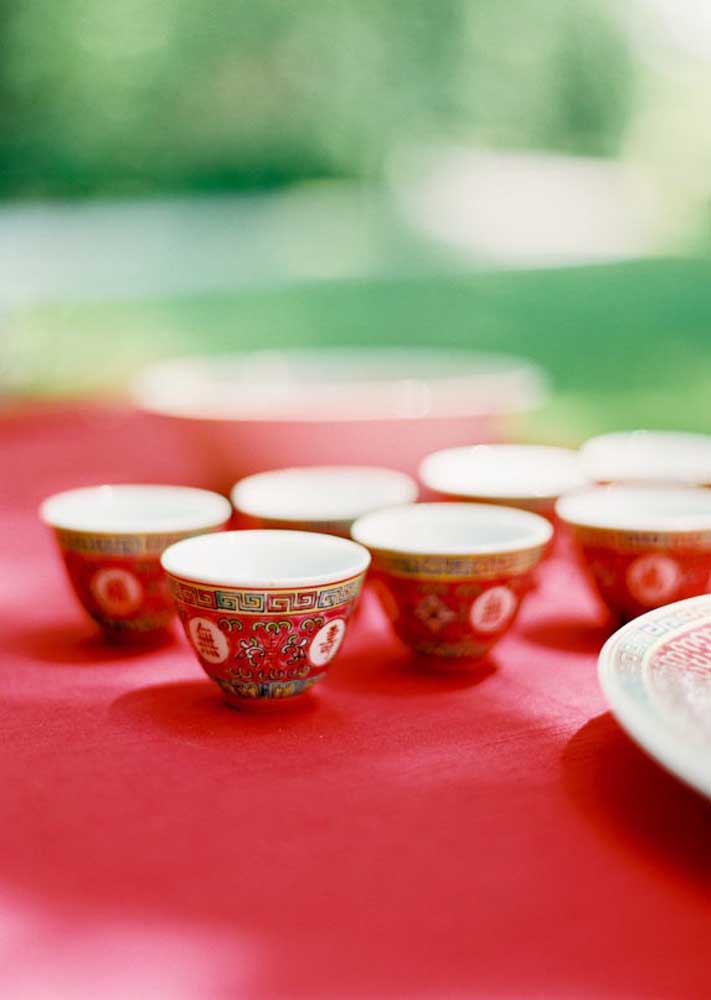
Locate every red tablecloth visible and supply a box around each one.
[1,405,709,999]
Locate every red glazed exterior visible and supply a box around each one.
[429,489,558,521]
[368,546,546,659]
[166,571,366,704]
[54,525,227,641]
[568,524,711,621]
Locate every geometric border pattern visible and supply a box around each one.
[55,527,222,557]
[572,524,711,553]
[606,597,711,677]
[167,573,364,615]
[371,546,544,581]
[650,621,711,677]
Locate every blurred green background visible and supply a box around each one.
[2,0,711,439]
[1,0,632,197]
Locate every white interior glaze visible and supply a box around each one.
[133,348,548,421]
[161,529,371,588]
[419,444,586,499]
[351,502,552,554]
[556,486,711,532]
[232,466,418,522]
[40,484,231,534]
[580,430,711,485]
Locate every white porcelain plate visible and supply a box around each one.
[598,595,711,798]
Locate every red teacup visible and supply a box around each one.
[161,530,371,707]
[351,503,552,660]
[231,466,418,537]
[579,430,711,486]
[557,486,711,621]
[418,444,588,521]
[40,485,231,642]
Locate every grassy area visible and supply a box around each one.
[6,256,711,443]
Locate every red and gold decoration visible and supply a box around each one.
[166,572,365,704]
[54,526,227,642]
[568,524,711,621]
[368,546,546,659]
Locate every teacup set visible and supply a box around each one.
[40,429,711,709]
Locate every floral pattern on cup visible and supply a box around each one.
[371,572,528,659]
[168,573,365,704]
[352,503,551,661]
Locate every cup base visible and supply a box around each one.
[222,689,317,712]
[413,652,492,672]
[100,625,173,648]
[408,638,493,661]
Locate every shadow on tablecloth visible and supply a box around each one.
[110,641,498,745]
[2,618,178,666]
[520,615,615,655]
[111,678,334,746]
[562,712,711,886]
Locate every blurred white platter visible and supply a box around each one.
[133,348,547,421]
[132,347,549,485]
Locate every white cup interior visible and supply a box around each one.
[161,529,371,588]
[351,502,552,554]
[580,431,711,485]
[419,444,586,499]
[40,484,232,534]
[232,466,418,522]
[556,486,711,532]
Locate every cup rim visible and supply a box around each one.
[231,465,418,523]
[161,529,371,589]
[580,430,711,486]
[350,502,552,556]
[419,444,587,501]
[39,484,232,535]
[556,485,711,533]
